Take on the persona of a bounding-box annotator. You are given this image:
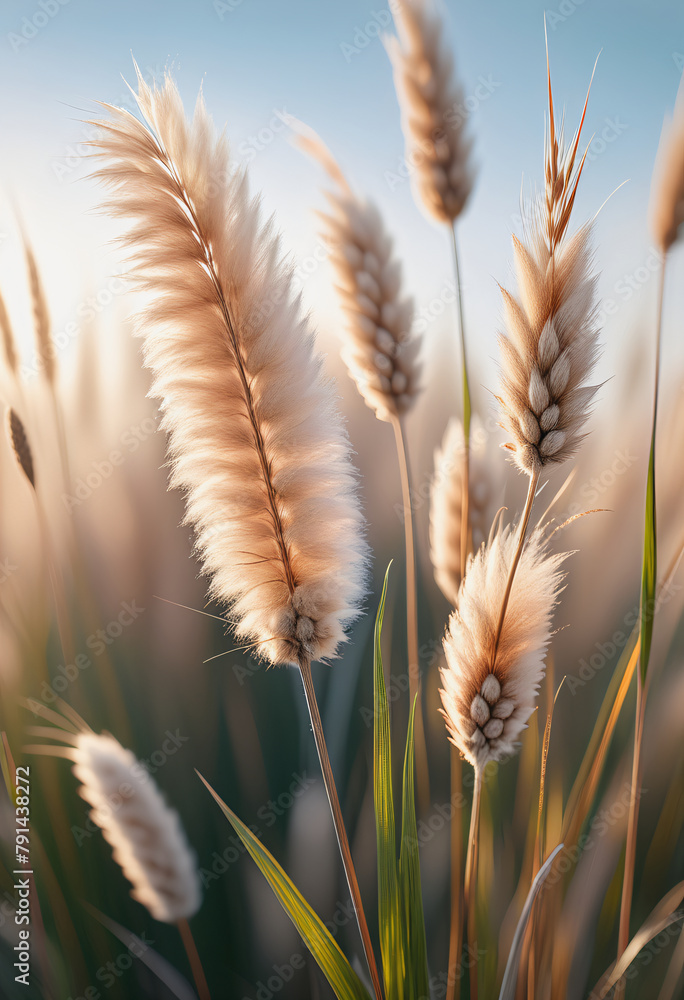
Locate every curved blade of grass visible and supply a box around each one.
[498,843,564,1000]
[83,902,198,1000]
[399,697,429,1000]
[197,773,371,1000]
[374,563,404,999]
[593,880,684,997]
[640,436,657,683]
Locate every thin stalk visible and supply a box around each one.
[177,919,211,1000]
[391,413,430,809]
[616,257,667,978]
[493,469,540,660]
[447,222,471,1000]
[464,766,483,1000]
[298,658,384,1000]
[446,748,464,1000]
[449,223,471,578]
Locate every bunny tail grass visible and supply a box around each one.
[72,732,202,923]
[440,525,568,771]
[497,58,601,477]
[92,70,368,668]
[294,122,421,423]
[385,0,475,225]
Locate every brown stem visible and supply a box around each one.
[391,413,430,810]
[177,918,211,1000]
[446,748,464,1000]
[298,658,384,1000]
[492,468,540,663]
[449,223,471,579]
[464,766,483,1000]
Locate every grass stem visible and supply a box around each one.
[298,657,384,1000]
[464,766,483,1000]
[177,919,211,1000]
[391,413,430,810]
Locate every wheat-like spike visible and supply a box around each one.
[22,236,55,385]
[295,124,420,422]
[440,525,568,769]
[91,71,368,667]
[72,732,201,923]
[430,417,504,606]
[497,63,600,475]
[7,408,35,489]
[385,0,475,224]
[650,72,684,253]
[0,290,18,375]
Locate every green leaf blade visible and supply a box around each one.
[399,698,430,1000]
[373,564,404,1000]
[198,774,371,1000]
[639,437,657,683]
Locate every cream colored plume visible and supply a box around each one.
[92,70,368,666]
[429,417,504,605]
[295,125,420,422]
[497,70,601,475]
[73,732,201,923]
[385,0,475,224]
[650,72,684,253]
[440,525,568,769]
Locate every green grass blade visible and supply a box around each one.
[374,563,404,999]
[640,435,657,683]
[399,697,430,1000]
[198,773,371,1000]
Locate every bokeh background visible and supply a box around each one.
[0,0,682,997]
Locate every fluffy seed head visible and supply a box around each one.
[295,125,420,422]
[0,291,18,375]
[7,408,35,489]
[92,70,368,666]
[23,237,54,386]
[72,732,201,922]
[429,417,504,605]
[497,66,600,475]
[650,73,684,253]
[385,0,475,223]
[440,525,568,769]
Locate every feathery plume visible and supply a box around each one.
[385,0,475,224]
[7,408,35,489]
[295,125,420,422]
[23,237,55,385]
[650,72,684,253]
[497,63,600,476]
[72,732,201,922]
[92,71,368,667]
[440,525,568,770]
[0,290,18,375]
[430,418,504,606]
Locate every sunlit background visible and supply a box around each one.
[0,1,682,998]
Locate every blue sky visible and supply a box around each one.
[0,0,682,406]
